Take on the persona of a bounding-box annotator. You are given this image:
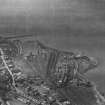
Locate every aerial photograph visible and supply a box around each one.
[0,0,105,105]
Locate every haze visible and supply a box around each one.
[0,0,105,93]
[0,0,105,35]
